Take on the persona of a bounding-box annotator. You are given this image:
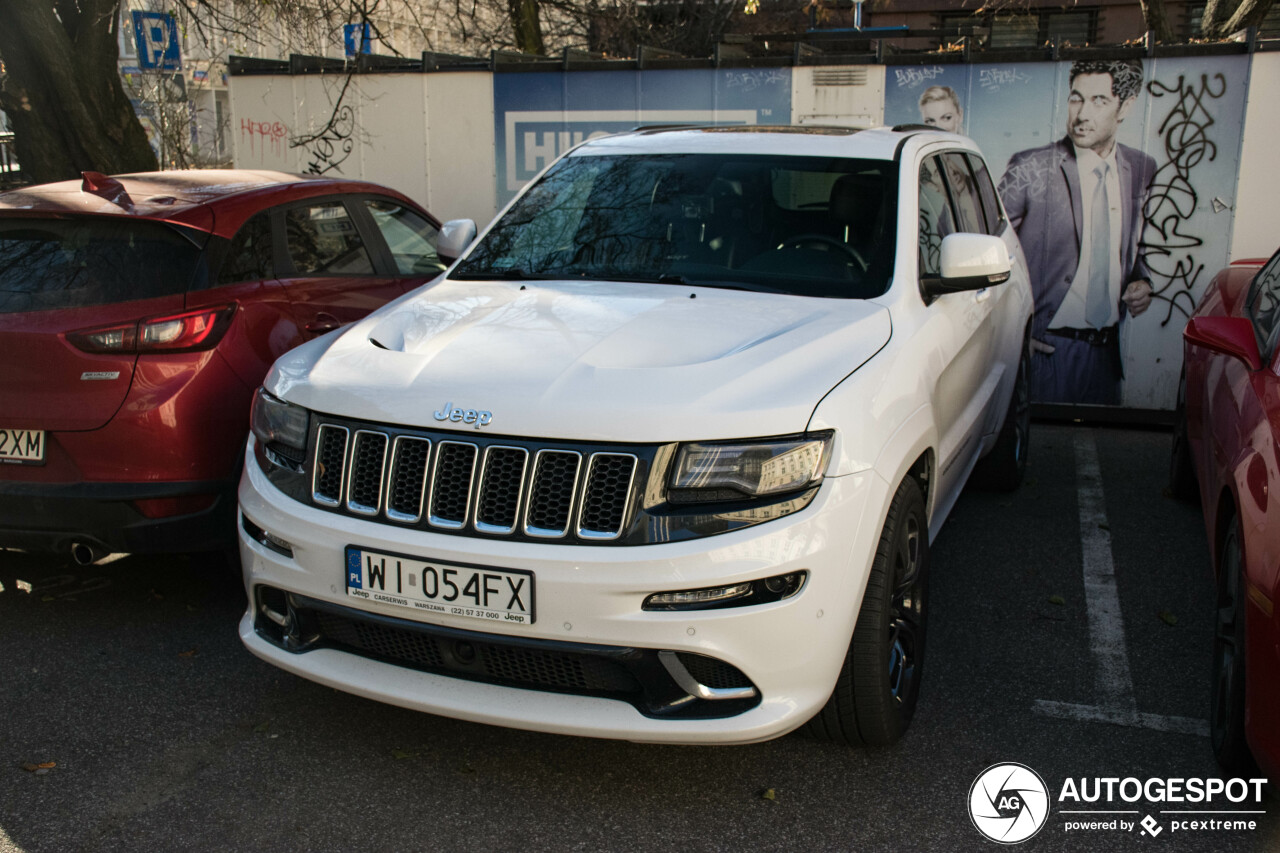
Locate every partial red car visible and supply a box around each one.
[1171,247,1280,781]
[0,170,446,564]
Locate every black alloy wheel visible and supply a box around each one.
[1210,516,1254,773]
[806,476,929,746]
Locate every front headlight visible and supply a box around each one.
[668,432,834,503]
[250,387,309,469]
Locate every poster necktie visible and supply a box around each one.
[1086,163,1111,329]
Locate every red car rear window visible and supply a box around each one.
[0,217,205,314]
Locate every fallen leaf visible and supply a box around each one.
[16,580,32,593]
[178,648,198,658]
[1159,610,1178,627]
[0,580,5,593]
[1049,595,1066,606]
[41,595,55,602]
[253,720,271,733]
[760,788,777,802]
[1097,522,1110,532]
[458,764,476,774]
[391,748,415,760]
[21,762,55,772]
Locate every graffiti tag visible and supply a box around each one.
[723,70,789,92]
[292,104,356,176]
[1142,73,1228,325]
[978,67,1030,91]
[240,119,287,158]
[894,66,944,89]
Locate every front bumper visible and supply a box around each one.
[238,441,890,744]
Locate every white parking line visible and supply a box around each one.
[1033,699,1209,737]
[1032,430,1209,737]
[1074,430,1139,719]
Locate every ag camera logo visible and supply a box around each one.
[969,763,1050,844]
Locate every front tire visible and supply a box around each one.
[1211,516,1254,772]
[972,329,1031,492]
[807,477,929,746]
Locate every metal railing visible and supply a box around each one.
[0,132,25,189]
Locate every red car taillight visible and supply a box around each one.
[69,305,236,355]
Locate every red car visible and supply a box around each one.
[0,170,446,564]
[1171,247,1280,781]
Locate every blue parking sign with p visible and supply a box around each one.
[132,11,181,71]
[347,549,362,589]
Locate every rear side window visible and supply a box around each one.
[0,218,203,314]
[283,202,373,276]
[364,200,445,275]
[941,153,984,235]
[217,212,275,285]
[918,156,953,277]
[966,153,1005,236]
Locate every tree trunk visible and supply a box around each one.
[0,0,158,184]
[1138,0,1177,41]
[507,0,546,54]
[1203,0,1276,37]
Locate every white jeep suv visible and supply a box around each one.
[238,125,1033,746]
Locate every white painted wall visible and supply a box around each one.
[229,71,497,225]
[422,73,497,226]
[1231,51,1280,262]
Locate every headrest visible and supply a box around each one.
[829,172,883,226]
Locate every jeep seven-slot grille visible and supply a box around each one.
[309,422,638,541]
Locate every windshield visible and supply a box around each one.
[0,217,206,314]
[452,153,897,299]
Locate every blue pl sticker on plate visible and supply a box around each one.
[346,548,362,589]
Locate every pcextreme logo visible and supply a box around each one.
[968,764,1270,844]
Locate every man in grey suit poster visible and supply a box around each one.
[998,59,1157,406]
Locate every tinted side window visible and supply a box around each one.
[284,201,374,276]
[918,156,953,277]
[0,218,202,314]
[217,212,274,285]
[941,153,984,235]
[1247,251,1280,359]
[966,153,1005,236]
[364,200,445,275]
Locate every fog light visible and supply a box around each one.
[643,572,807,611]
[646,583,754,609]
[242,515,294,558]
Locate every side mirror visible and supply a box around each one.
[437,219,477,264]
[1184,316,1262,371]
[922,233,1012,299]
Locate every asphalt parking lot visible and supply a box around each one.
[1,422,1275,853]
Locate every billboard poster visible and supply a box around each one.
[493,68,792,209]
[884,56,1249,410]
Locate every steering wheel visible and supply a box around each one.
[778,233,868,272]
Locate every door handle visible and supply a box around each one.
[974,288,991,302]
[305,313,342,333]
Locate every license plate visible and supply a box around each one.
[345,546,535,625]
[0,428,45,464]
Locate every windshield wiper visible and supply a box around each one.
[450,267,537,281]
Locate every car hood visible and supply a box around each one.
[268,279,891,442]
